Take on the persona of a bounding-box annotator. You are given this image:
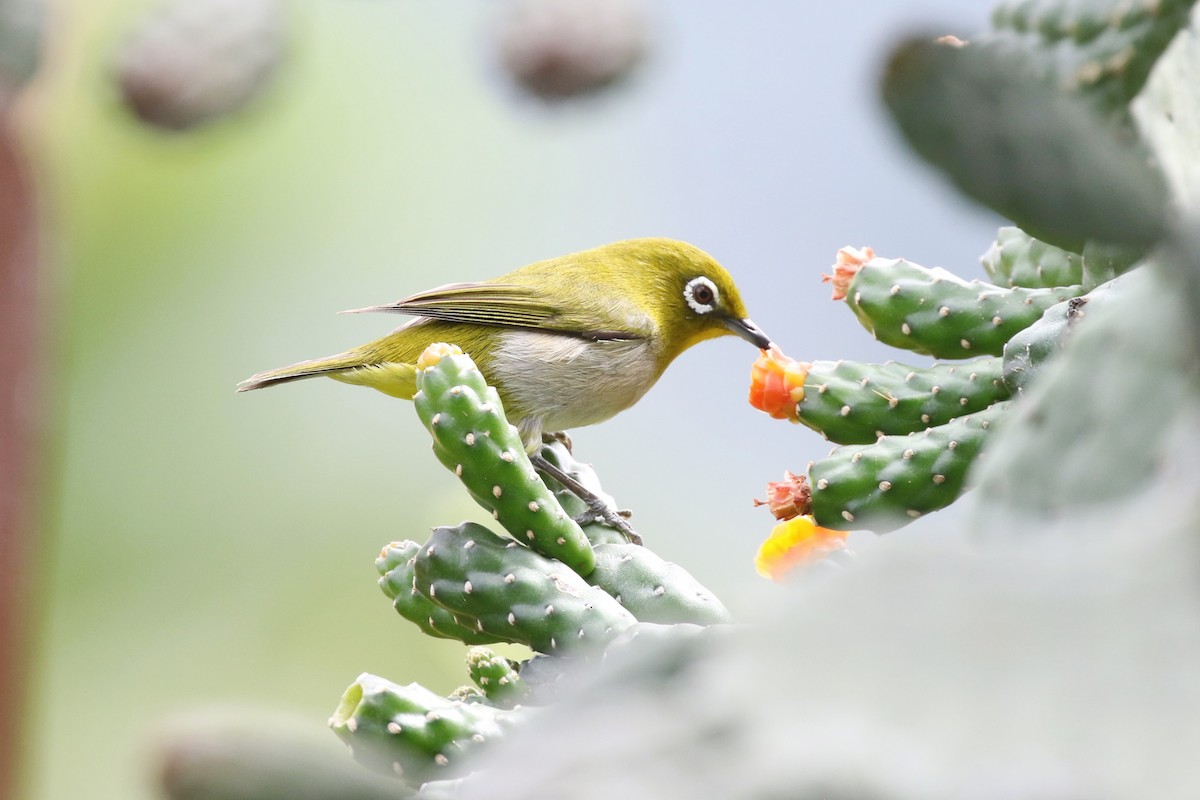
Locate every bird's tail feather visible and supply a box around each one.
[236,354,361,392]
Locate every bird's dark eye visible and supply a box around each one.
[684,276,719,313]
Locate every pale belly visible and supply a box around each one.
[489,330,661,442]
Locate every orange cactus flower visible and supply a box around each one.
[821,245,876,301]
[748,345,809,421]
[754,515,850,582]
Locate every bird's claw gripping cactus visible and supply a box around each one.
[534,439,629,546]
[377,541,502,645]
[413,344,596,575]
[330,673,520,783]
[412,522,636,655]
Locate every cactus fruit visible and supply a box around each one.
[980,227,1083,290]
[377,541,503,645]
[808,402,1009,532]
[496,0,648,100]
[827,248,1082,359]
[465,647,529,708]
[414,344,595,576]
[754,515,851,582]
[586,543,732,626]
[114,0,286,131]
[330,673,520,782]
[412,522,635,655]
[747,346,810,421]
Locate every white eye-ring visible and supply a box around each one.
[684,276,719,314]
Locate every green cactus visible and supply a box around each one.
[882,38,1169,251]
[794,356,1010,445]
[412,522,636,655]
[975,260,1198,515]
[979,227,1083,289]
[413,348,595,576]
[330,673,520,783]
[377,541,503,645]
[840,257,1082,359]
[1080,240,1146,291]
[989,0,1197,114]
[465,647,529,708]
[586,543,732,626]
[999,297,1077,396]
[808,401,1009,532]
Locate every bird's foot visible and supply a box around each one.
[572,504,642,546]
[541,430,573,454]
[531,451,642,545]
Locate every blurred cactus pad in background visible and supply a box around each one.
[13,0,1200,799]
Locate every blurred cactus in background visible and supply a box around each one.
[495,0,649,100]
[0,0,42,104]
[115,0,287,131]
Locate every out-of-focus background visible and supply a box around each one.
[17,1,999,798]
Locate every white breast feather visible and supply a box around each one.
[490,330,659,441]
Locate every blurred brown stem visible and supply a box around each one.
[0,112,41,800]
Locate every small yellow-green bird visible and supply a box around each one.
[238,238,769,540]
[238,238,772,449]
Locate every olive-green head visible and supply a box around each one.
[594,238,772,361]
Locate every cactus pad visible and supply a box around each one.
[330,672,520,782]
[377,541,502,645]
[809,401,1009,532]
[795,356,1010,445]
[414,344,595,575]
[412,522,635,655]
[980,227,1084,289]
[836,254,1082,359]
[465,647,530,708]
[990,0,1197,112]
[882,37,1169,250]
[586,543,732,625]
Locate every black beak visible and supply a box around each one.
[723,317,773,349]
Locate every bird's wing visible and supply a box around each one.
[344,282,642,340]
